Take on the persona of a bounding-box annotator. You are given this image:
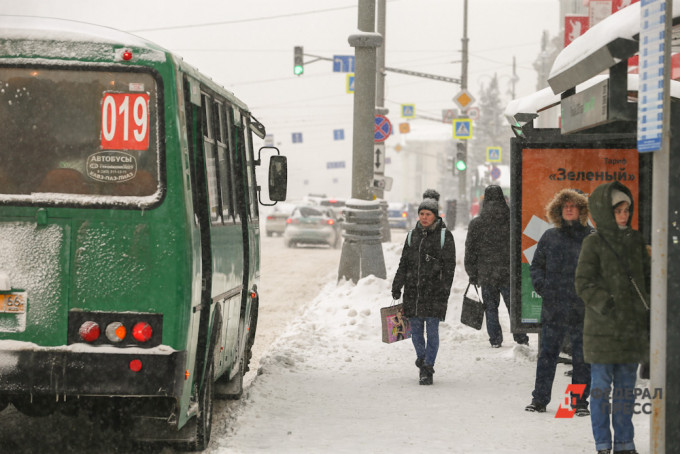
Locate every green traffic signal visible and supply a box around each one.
[294,46,304,76]
[455,151,467,171]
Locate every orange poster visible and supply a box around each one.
[517,147,639,324]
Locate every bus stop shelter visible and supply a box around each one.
[504,4,680,452]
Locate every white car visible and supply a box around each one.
[283,205,342,248]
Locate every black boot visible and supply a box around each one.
[415,357,424,369]
[420,365,434,385]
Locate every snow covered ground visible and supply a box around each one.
[207,228,651,454]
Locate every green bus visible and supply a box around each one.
[0,16,287,450]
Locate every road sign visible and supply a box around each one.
[374,143,385,173]
[490,166,501,180]
[292,132,303,143]
[346,74,355,93]
[637,0,666,153]
[264,134,274,146]
[486,146,501,163]
[401,104,415,118]
[453,90,475,110]
[333,55,355,73]
[372,175,393,191]
[466,106,481,120]
[453,119,472,140]
[374,115,392,142]
[333,129,345,141]
[442,109,457,123]
[399,123,410,134]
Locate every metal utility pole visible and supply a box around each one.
[457,0,469,226]
[338,0,386,282]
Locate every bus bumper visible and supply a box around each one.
[0,347,187,397]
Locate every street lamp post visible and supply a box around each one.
[338,0,387,282]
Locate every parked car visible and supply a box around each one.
[284,205,342,248]
[265,203,295,236]
[388,202,414,229]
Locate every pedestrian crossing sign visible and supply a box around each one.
[486,146,501,162]
[453,119,472,139]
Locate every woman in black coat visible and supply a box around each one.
[392,190,456,385]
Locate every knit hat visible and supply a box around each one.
[418,198,439,217]
[611,189,631,207]
[422,189,440,202]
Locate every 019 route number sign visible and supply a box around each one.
[101,93,150,150]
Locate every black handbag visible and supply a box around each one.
[460,283,485,330]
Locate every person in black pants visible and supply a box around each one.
[525,189,592,415]
[465,185,529,348]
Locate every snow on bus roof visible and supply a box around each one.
[0,15,167,62]
[0,15,153,47]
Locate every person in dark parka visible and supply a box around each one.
[392,189,456,385]
[575,181,650,454]
[465,185,529,347]
[525,189,592,415]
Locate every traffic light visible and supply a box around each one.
[455,142,467,172]
[294,46,304,76]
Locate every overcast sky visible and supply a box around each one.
[1,0,560,199]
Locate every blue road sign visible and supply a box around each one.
[292,132,303,143]
[453,119,472,139]
[346,74,355,93]
[333,129,345,141]
[490,166,501,180]
[486,146,501,162]
[374,115,392,143]
[401,104,415,118]
[333,55,355,73]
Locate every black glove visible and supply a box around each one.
[392,290,401,300]
[469,277,479,287]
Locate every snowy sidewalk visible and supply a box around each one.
[210,230,650,454]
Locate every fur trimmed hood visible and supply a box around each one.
[545,189,589,228]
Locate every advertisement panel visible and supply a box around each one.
[511,143,645,331]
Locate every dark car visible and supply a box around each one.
[283,205,342,248]
[388,202,414,229]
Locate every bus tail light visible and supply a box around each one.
[79,321,100,342]
[132,322,153,343]
[129,359,142,372]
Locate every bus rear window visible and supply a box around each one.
[0,67,160,203]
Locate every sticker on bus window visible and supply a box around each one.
[87,151,138,183]
[101,92,149,151]
[129,83,145,92]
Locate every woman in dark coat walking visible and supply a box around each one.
[575,181,650,454]
[526,189,592,415]
[465,185,529,347]
[392,190,456,385]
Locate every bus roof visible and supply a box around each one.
[0,15,167,62]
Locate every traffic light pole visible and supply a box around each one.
[457,0,469,227]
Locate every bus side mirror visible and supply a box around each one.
[268,155,287,202]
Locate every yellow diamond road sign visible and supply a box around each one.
[453,90,475,110]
